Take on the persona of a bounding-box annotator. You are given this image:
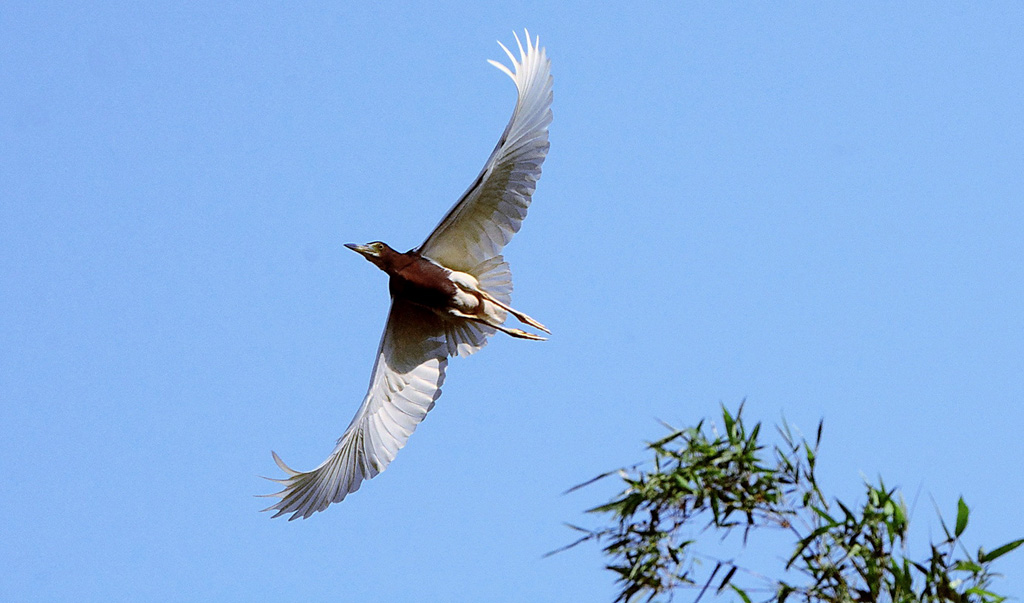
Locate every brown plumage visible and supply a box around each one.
[348,242,458,312]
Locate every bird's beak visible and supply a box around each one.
[346,243,383,262]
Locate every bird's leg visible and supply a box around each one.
[448,309,547,341]
[449,275,550,334]
[474,290,550,334]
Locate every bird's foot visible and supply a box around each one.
[476,290,550,334]
[449,309,547,341]
[498,326,547,341]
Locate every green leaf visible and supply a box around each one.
[694,562,721,603]
[587,499,625,514]
[955,497,969,537]
[715,565,738,594]
[787,525,831,569]
[953,559,983,573]
[722,406,735,439]
[910,560,929,574]
[836,499,856,521]
[777,584,794,603]
[729,583,752,603]
[965,586,1004,601]
[979,538,1024,563]
[564,470,618,494]
[810,505,837,526]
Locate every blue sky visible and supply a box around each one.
[2,2,1022,601]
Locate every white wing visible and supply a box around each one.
[418,31,553,272]
[264,300,448,520]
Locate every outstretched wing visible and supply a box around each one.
[264,300,448,520]
[418,31,553,272]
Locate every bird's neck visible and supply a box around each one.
[376,247,418,276]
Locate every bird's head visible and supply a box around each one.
[345,241,395,269]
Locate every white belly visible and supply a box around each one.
[451,287,480,313]
[446,270,505,324]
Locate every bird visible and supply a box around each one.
[262,31,552,520]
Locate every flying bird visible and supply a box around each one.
[263,31,552,520]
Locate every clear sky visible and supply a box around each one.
[2,2,1022,601]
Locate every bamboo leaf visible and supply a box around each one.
[564,470,618,494]
[979,538,1024,563]
[716,565,738,594]
[694,562,721,603]
[729,583,752,603]
[955,497,969,537]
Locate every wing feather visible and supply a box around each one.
[418,31,552,272]
[263,300,448,520]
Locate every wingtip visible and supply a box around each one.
[492,29,546,82]
[260,498,305,520]
[271,450,300,476]
[487,58,514,80]
[495,39,516,64]
[257,474,291,487]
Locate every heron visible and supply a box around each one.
[263,31,552,520]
